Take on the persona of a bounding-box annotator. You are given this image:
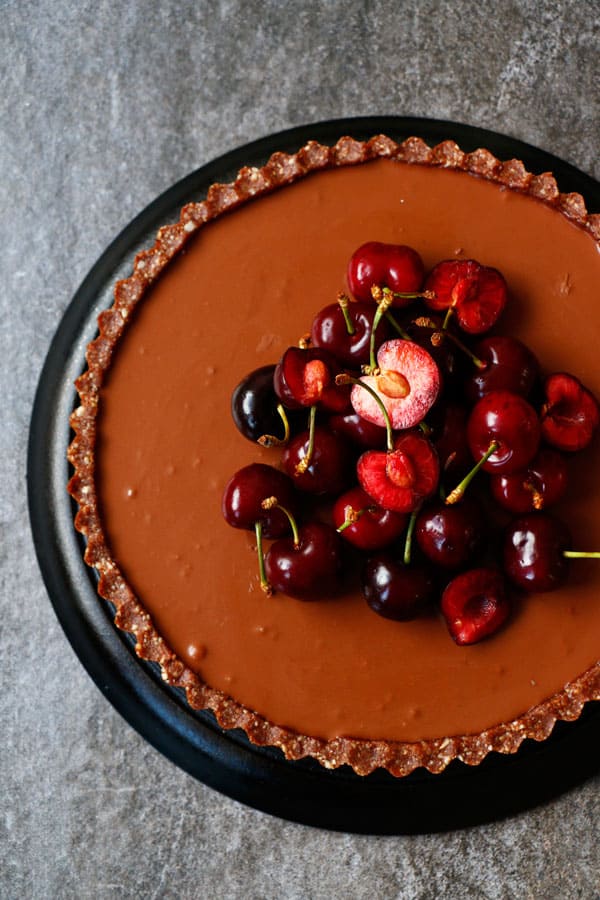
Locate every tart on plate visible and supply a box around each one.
[68,135,600,777]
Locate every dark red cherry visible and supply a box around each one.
[467,390,540,474]
[430,402,471,478]
[362,554,435,620]
[283,427,353,495]
[357,431,439,513]
[328,411,387,450]
[416,498,485,569]
[265,522,343,600]
[347,241,425,305]
[541,372,600,452]
[425,259,508,334]
[274,346,350,413]
[465,335,539,403]
[333,486,407,551]
[503,513,571,592]
[490,448,568,514]
[310,300,391,367]
[222,463,298,537]
[231,365,303,444]
[441,568,510,645]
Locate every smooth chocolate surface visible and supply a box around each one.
[97,160,600,742]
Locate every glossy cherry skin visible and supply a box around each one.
[265,522,343,600]
[347,242,425,305]
[541,372,600,452]
[465,335,539,404]
[490,448,568,514]
[328,411,387,450]
[274,346,350,413]
[430,402,471,478]
[416,498,485,569]
[310,301,391,367]
[333,486,407,551]
[362,554,435,620]
[231,365,302,443]
[282,427,353,495]
[503,513,571,592]
[221,463,298,538]
[441,568,510,645]
[467,390,541,474]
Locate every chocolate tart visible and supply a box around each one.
[67,133,600,778]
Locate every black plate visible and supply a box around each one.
[28,117,600,834]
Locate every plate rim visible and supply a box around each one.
[28,116,600,834]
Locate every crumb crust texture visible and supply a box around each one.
[67,135,600,777]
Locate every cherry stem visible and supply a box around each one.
[403,510,418,565]
[563,551,600,559]
[369,289,394,371]
[261,496,300,547]
[254,521,272,596]
[337,293,355,336]
[337,505,374,533]
[385,310,412,341]
[414,318,485,370]
[442,306,454,331]
[335,373,394,452]
[295,404,317,474]
[257,404,291,447]
[445,440,500,505]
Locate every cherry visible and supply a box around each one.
[430,402,471,478]
[362,554,435,620]
[464,335,539,404]
[282,425,353,495]
[221,463,298,537]
[231,365,304,445]
[503,513,571,592]
[424,259,508,334]
[274,346,350,413]
[347,241,425,305]
[328,411,387,450]
[265,520,343,600]
[357,431,439,513]
[333,486,407,551]
[350,339,441,430]
[467,390,541,474]
[403,315,463,390]
[490,447,568,514]
[540,372,600,452]
[310,297,391,367]
[441,568,510,645]
[416,497,485,569]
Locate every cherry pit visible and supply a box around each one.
[222,240,600,646]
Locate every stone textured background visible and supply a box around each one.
[2,1,599,897]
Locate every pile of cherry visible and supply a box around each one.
[222,241,600,645]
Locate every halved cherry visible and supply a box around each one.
[333,486,407,551]
[350,339,441,430]
[424,259,508,334]
[357,431,440,513]
[540,372,600,452]
[273,346,350,413]
[347,241,425,305]
[441,568,510,645]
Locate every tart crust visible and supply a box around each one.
[68,135,600,777]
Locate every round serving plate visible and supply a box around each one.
[28,117,600,834]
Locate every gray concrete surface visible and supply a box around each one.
[2,1,599,897]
